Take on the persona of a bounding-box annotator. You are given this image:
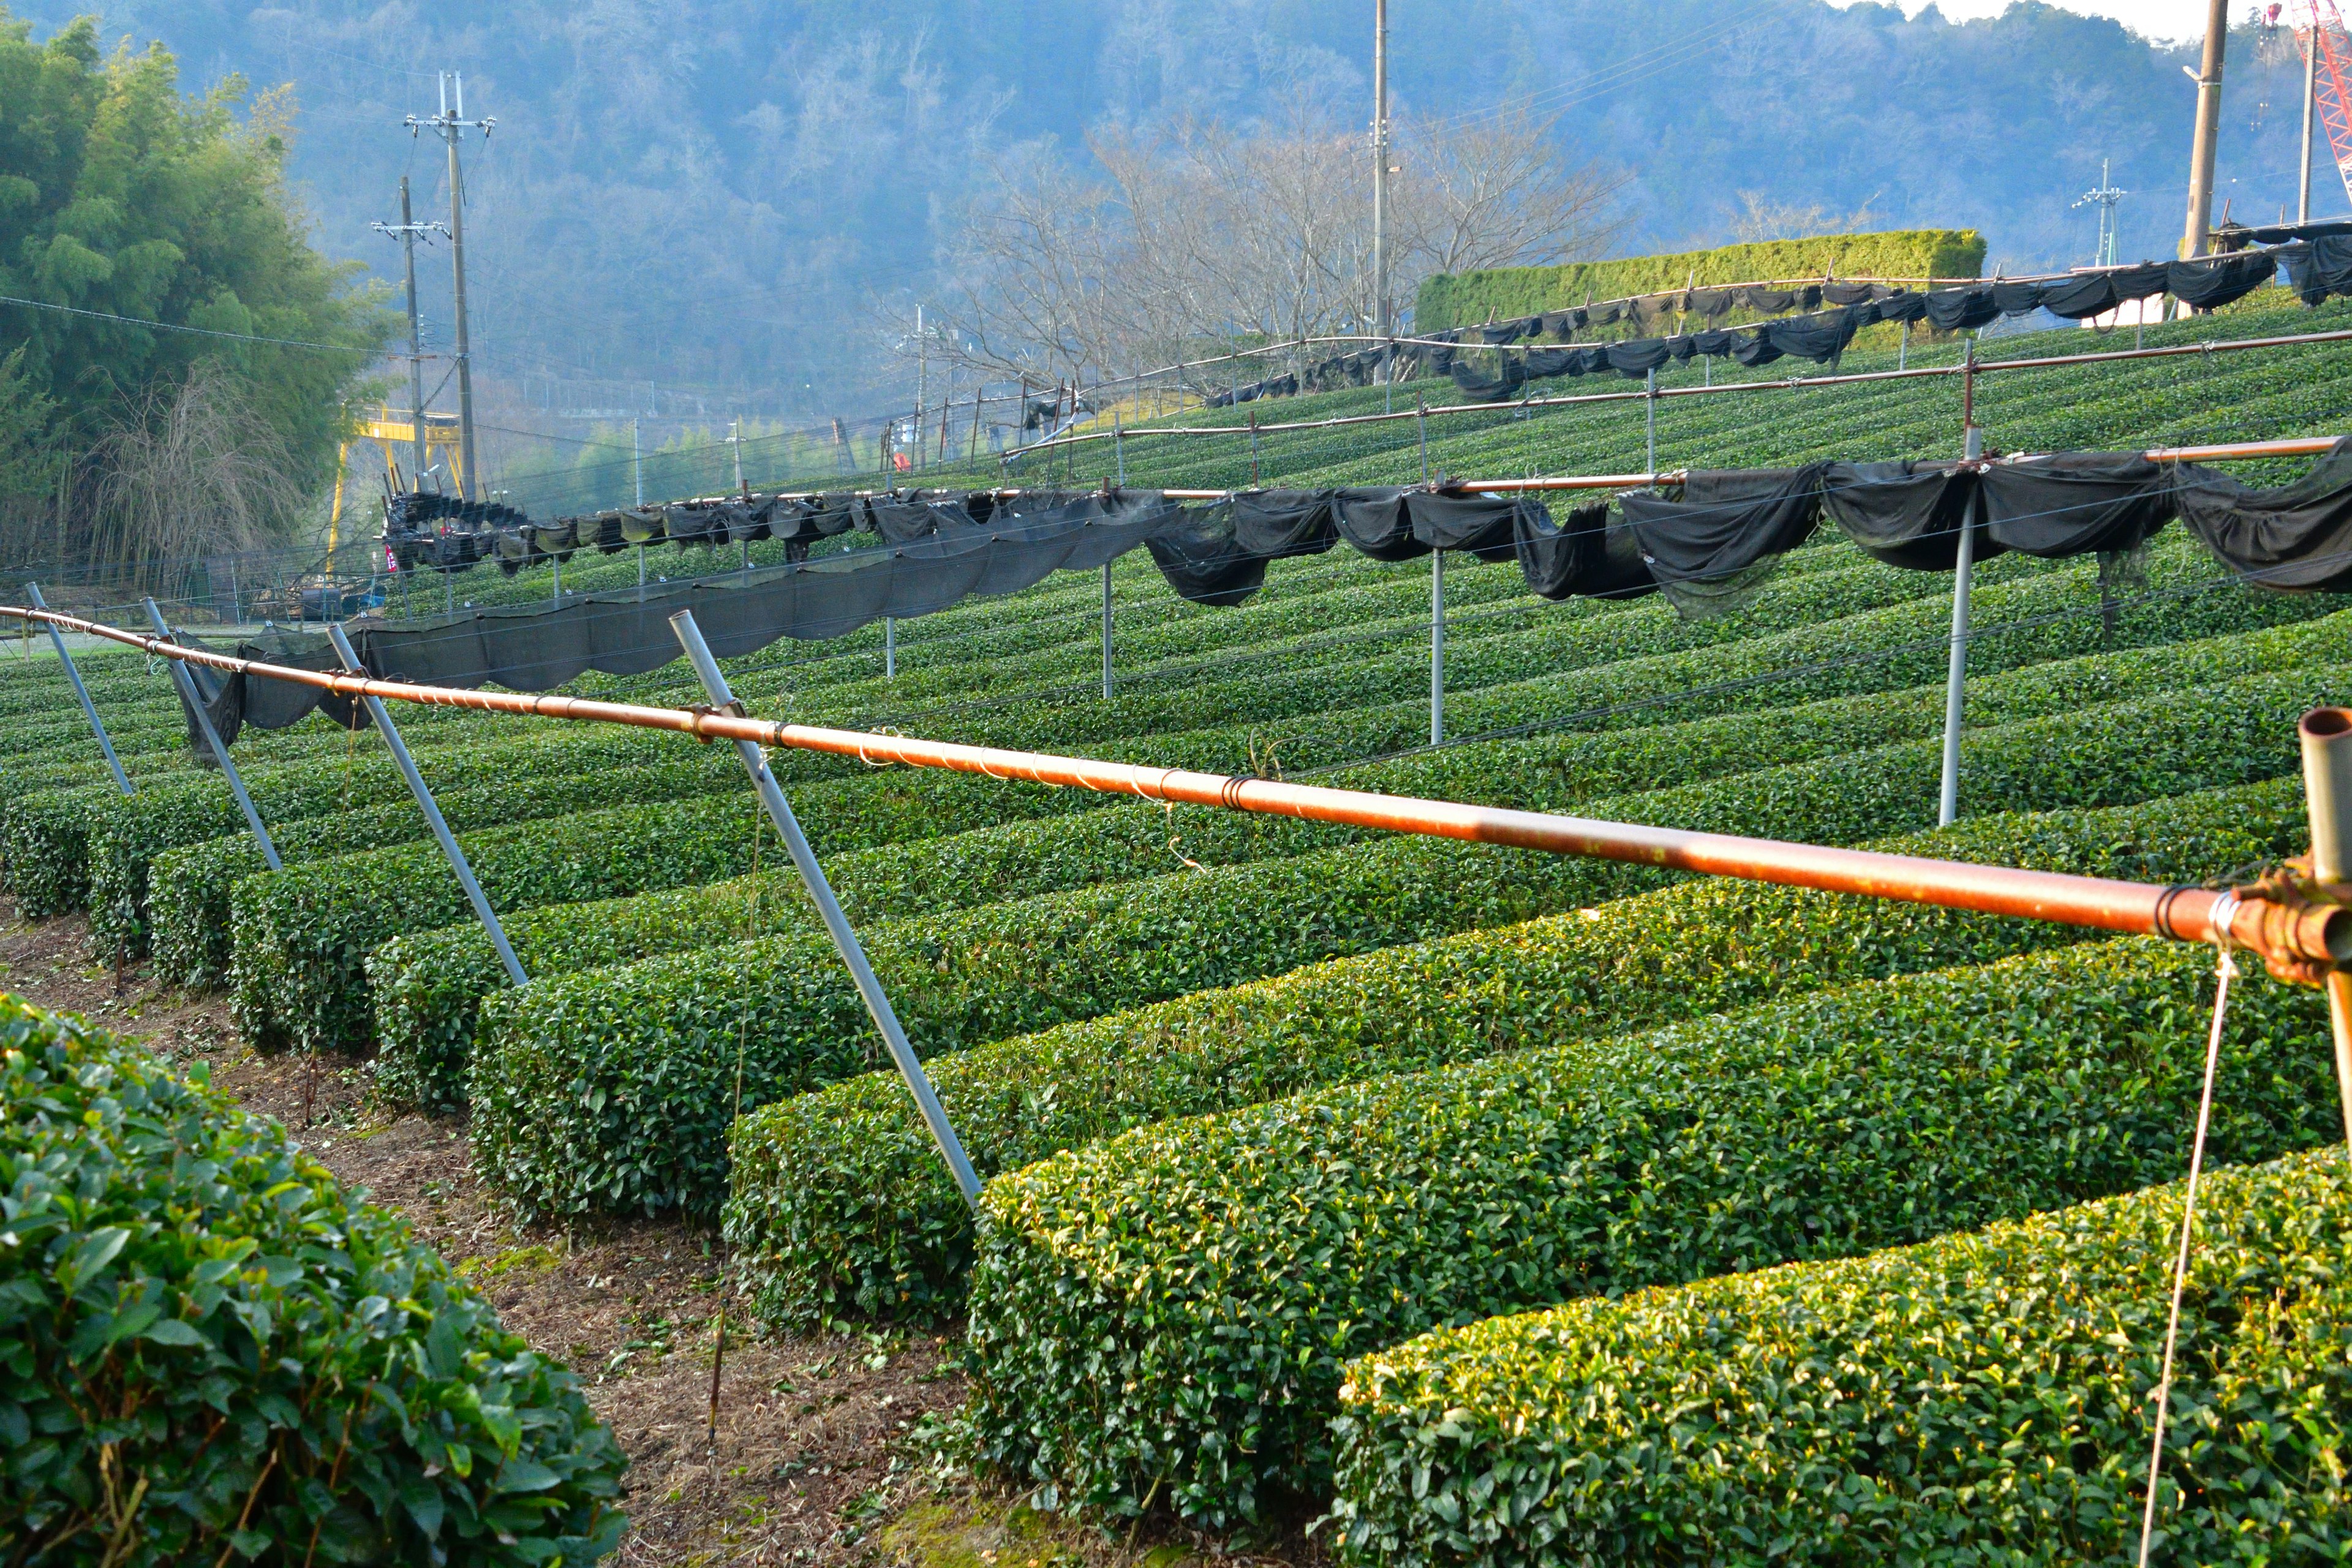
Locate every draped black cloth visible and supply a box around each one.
[2174,436,2352,592]
[1605,339,1673,377]
[1620,466,1829,587]
[1926,286,2000,332]
[1820,460,1999,572]
[1231,489,1339,559]
[2166,251,2277,310]
[1406,491,1528,562]
[1977,453,2176,557]
[1332,487,1425,560]
[1145,502,1268,607]
[2286,236,2352,306]
[1512,502,1656,601]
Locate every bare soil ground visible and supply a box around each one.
[0,899,1309,1568]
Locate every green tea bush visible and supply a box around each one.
[470,665,2329,1222]
[729,773,2307,1330]
[388,601,2348,1117]
[958,938,2339,1528]
[228,788,786,1053]
[1329,1146,2352,1566]
[0,993,628,1562]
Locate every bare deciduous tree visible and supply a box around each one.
[915,108,1629,396]
[83,364,311,592]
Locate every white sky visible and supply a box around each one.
[1831,0,2217,45]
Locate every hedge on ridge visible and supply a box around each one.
[728,771,2309,1330]
[1329,1145,2352,1566]
[957,937,2340,1529]
[383,601,2345,1117]
[0,992,627,1562]
[469,663,2332,1222]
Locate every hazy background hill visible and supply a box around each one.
[9,0,2329,432]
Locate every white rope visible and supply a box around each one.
[2136,892,2240,1567]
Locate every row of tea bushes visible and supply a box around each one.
[726,773,2307,1329]
[958,938,2340,1529]
[1329,1147,2352,1566]
[0,994,628,1562]
[366,605,2348,1115]
[466,665,2331,1221]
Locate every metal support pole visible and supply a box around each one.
[1899,320,1909,371]
[1430,547,1446,747]
[884,616,895,680]
[668,608,981,1205]
[2298,706,2352,1153]
[1101,562,1114,701]
[1645,366,1658,474]
[1417,392,1430,482]
[1249,410,1261,487]
[325,622,524,987]
[1113,411,1125,487]
[29,583,130,794]
[1936,423,1984,827]
[142,600,277,871]
[552,553,560,605]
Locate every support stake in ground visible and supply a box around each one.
[668,608,982,1205]
[141,599,278,871]
[1937,423,1983,827]
[29,582,131,795]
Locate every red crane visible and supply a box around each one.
[2299,0,2352,208]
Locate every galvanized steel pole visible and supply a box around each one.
[2300,706,2352,1152]
[1937,423,1984,827]
[1430,546,1446,747]
[668,608,982,1205]
[1102,564,1114,701]
[141,600,278,872]
[29,583,130,794]
[1645,366,1658,473]
[325,622,525,987]
[884,617,895,680]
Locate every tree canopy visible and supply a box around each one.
[0,12,391,512]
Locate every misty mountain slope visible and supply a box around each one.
[7,1,2323,414]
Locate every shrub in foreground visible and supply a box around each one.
[1330,1147,2352,1566]
[728,774,2306,1329]
[957,938,2338,1528]
[0,993,627,1563]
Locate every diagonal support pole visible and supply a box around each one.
[142,600,279,872]
[29,582,131,794]
[325,622,526,987]
[669,608,981,1206]
[1937,424,1984,827]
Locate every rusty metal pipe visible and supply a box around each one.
[7,603,2346,980]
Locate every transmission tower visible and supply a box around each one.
[2296,0,2352,211]
[2074,159,2128,267]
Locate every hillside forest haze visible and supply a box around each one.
[0,0,2339,519]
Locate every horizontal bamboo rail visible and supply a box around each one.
[6,603,2344,981]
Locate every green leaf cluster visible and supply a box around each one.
[0,990,627,1562]
[958,938,2339,1529]
[1329,1145,2352,1565]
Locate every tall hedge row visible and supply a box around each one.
[728,772,2308,1332]
[1413,229,1987,331]
[0,993,628,1562]
[372,605,2346,1117]
[958,938,2339,1528]
[1330,1147,2352,1566]
[467,664,2329,1222]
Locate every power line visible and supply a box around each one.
[0,294,382,356]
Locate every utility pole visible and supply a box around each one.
[369,180,442,488]
[2074,160,2128,266]
[2181,0,2229,257]
[2303,5,2321,223]
[914,304,927,476]
[408,73,494,499]
[1371,0,1393,361]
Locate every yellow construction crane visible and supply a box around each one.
[328,405,466,551]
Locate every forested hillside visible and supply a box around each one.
[6,1,2328,415]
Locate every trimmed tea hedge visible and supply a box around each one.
[958,938,2339,1528]
[227,788,777,1053]
[470,665,2329,1222]
[729,773,2308,1330]
[1330,1147,2352,1566]
[0,993,628,1562]
[393,603,2347,1115]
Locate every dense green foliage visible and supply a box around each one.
[1330,1147,2352,1565]
[1414,229,1986,331]
[0,992,627,1563]
[469,663,2330,1221]
[958,939,2339,1528]
[728,773,2308,1330]
[0,18,389,511]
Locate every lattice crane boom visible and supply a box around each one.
[2301,0,2352,209]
